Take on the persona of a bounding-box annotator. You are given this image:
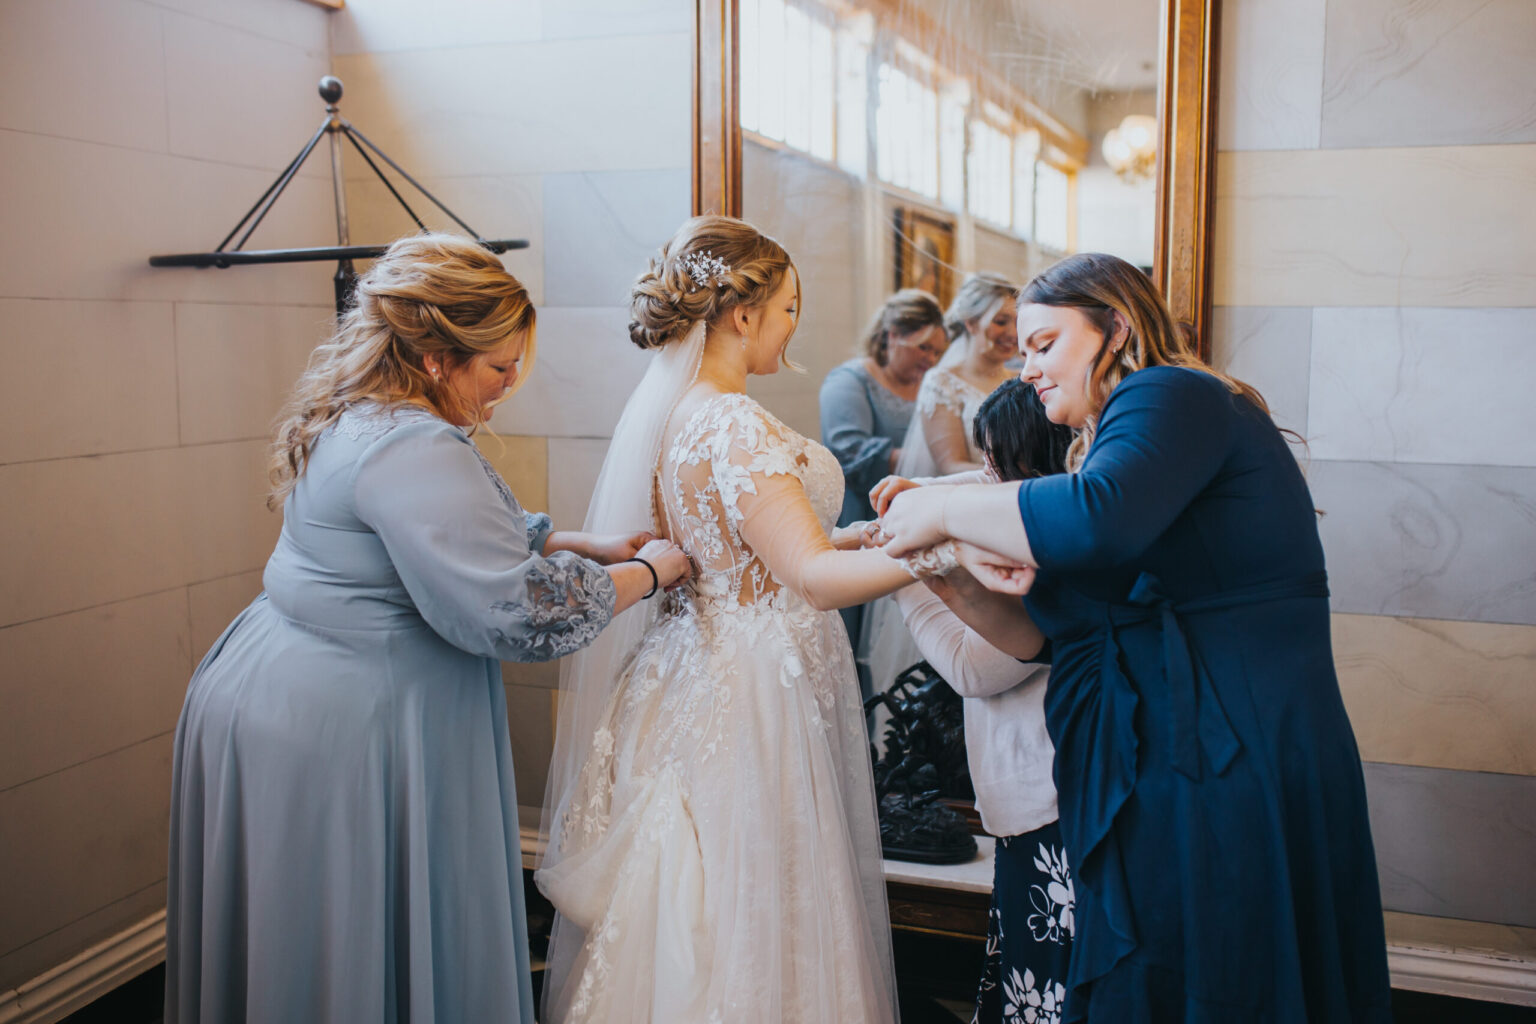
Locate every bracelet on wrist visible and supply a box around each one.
[623,556,660,598]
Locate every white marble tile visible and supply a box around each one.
[1215,0,1325,151]
[1308,307,1536,467]
[0,590,190,792]
[539,0,691,40]
[162,9,333,175]
[474,434,548,517]
[542,169,690,308]
[1363,762,1536,927]
[344,174,544,306]
[1207,306,1310,437]
[545,436,612,530]
[0,130,335,306]
[175,302,331,445]
[0,735,172,963]
[1313,462,1536,627]
[1322,0,1536,149]
[0,440,279,627]
[1335,613,1536,777]
[487,306,651,438]
[332,0,541,55]
[0,0,169,151]
[1212,146,1536,309]
[0,299,178,464]
[330,33,691,180]
[149,0,330,51]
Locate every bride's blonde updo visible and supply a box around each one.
[267,233,535,508]
[629,215,798,352]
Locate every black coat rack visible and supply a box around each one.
[149,76,528,315]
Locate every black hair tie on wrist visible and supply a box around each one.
[623,556,660,599]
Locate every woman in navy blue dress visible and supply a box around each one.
[880,253,1392,1022]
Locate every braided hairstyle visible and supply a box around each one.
[267,233,535,508]
[629,215,799,365]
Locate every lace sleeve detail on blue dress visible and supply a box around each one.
[490,551,617,662]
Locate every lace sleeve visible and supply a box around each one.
[353,419,617,662]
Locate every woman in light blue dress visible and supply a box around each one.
[165,234,689,1024]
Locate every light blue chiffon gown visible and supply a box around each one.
[167,403,618,1024]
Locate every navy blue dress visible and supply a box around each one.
[1017,367,1391,1022]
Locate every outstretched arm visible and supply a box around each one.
[922,403,983,476]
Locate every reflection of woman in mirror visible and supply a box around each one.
[166,236,690,1024]
[882,253,1393,1022]
[886,379,1076,1024]
[819,289,946,703]
[537,216,956,1023]
[861,271,1019,701]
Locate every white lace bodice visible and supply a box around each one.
[661,392,843,613]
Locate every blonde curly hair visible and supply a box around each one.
[629,215,800,367]
[267,233,536,509]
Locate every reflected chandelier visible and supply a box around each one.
[1102,114,1158,184]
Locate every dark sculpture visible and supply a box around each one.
[865,661,977,864]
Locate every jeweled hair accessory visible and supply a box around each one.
[681,249,731,290]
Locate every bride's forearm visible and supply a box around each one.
[796,548,920,612]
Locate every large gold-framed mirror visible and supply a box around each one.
[691,0,1217,357]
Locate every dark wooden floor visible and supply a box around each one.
[65,952,1536,1023]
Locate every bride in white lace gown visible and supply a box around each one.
[536,217,955,1023]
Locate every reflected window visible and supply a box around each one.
[741,0,837,164]
[967,110,1011,228]
[876,61,939,198]
[1036,161,1072,253]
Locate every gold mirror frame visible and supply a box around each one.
[692,0,1219,357]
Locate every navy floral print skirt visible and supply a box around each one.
[973,822,1075,1024]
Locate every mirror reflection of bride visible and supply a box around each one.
[535,216,957,1023]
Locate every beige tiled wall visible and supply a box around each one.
[0,0,330,994]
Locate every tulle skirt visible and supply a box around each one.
[536,593,899,1023]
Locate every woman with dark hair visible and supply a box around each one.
[881,253,1392,1022]
[881,379,1078,1022]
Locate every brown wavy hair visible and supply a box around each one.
[1020,252,1269,470]
[267,233,536,509]
[860,288,945,365]
[629,215,800,367]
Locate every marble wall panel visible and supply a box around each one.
[175,302,332,445]
[1335,613,1536,776]
[187,570,266,666]
[1322,0,1536,149]
[0,880,165,999]
[0,440,278,627]
[1312,462,1536,626]
[474,434,549,518]
[162,9,331,175]
[0,0,168,151]
[487,307,650,438]
[0,736,172,966]
[545,436,613,531]
[147,0,330,50]
[1363,762,1536,927]
[542,169,690,308]
[331,33,691,181]
[0,299,178,464]
[333,0,541,55]
[1212,146,1536,309]
[0,590,190,792]
[1207,306,1310,437]
[505,682,555,812]
[539,0,692,40]
[0,130,335,306]
[344,174,545,306]
[1216,0,1326,151]
[1308,307,1536,467]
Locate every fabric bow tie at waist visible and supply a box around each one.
[1109,571,1327,781]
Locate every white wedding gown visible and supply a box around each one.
[536,391,899,1023]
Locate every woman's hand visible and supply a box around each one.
[586,530,657,564]
[636,538,691,590]
[830,521,882,551]
[868,474,920,517]
[954,541,1036,596]
[878,485,953,556]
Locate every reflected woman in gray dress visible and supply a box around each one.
[165,234,688,1024]
[817,289,946,701]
